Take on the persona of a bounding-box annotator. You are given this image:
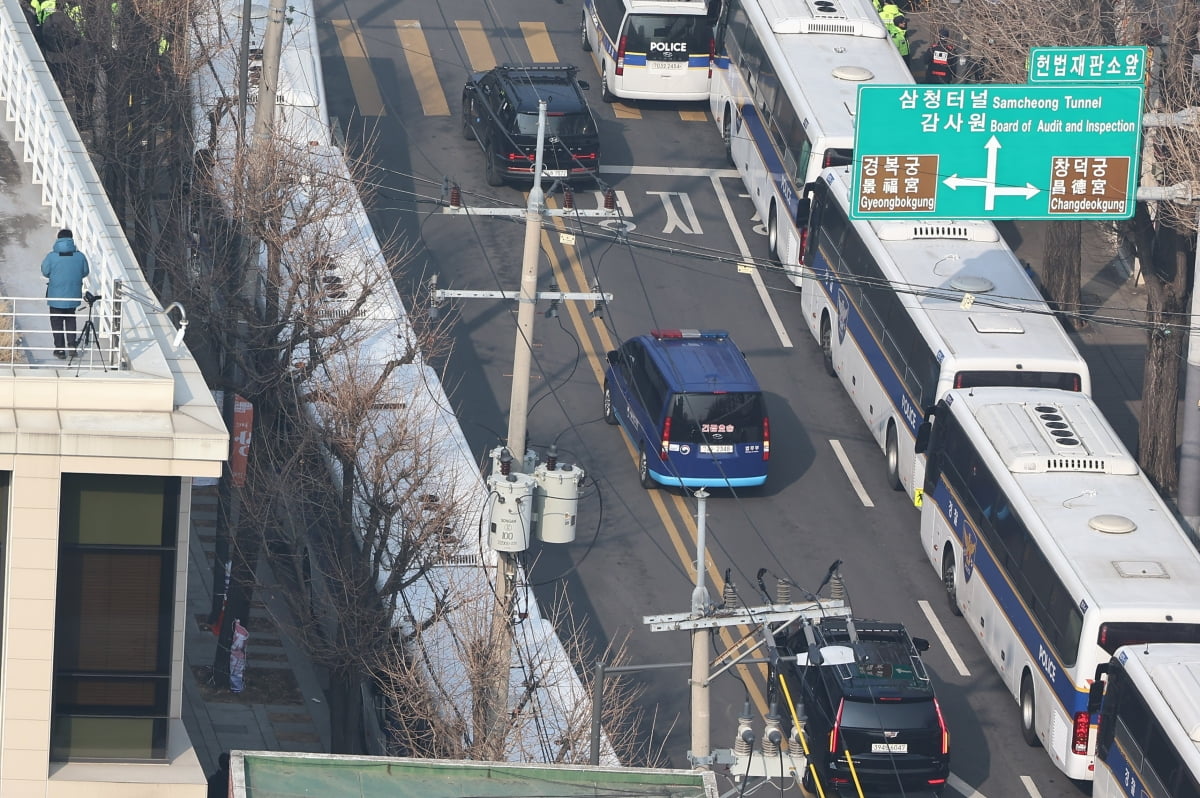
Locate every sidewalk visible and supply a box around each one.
[182,486,332,779]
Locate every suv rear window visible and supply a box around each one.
[624,14,712,55]
[514,112,595,136]
[669,392,764,443]
[840,698,938,730]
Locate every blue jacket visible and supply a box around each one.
[41,237,90,309]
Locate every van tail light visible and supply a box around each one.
[708,37,715,78]
[762,416,770,461]
[935,698,949,755]
[616,35,627,75]
[660,417,671,461]
[829,699,844,753]
[1071,711,1090,755]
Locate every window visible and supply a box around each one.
[52,474,180,761]
[671,392,764,443]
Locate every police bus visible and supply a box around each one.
[1090,644,1200,798]
[801,166,1091,500]
[708,0,910,269]
[580,0,716,102]
[914,387,1200,780]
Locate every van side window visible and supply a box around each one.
[630,344,668,418]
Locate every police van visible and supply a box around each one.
[603,329,769,489]
[580,0,717,102]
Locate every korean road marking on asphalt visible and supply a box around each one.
[918,599,971,677]
[395,20,450,116]
[331,19,386,117]
[1020,775,1043,798]
[830,440,873,507]
[711,175,791,348]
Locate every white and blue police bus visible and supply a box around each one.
[800,166,1091,500]
[914,387,1200,780]
[580,0,716,102]
[708,0,910,269]
[1090,644,1200,798]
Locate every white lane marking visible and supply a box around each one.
[948,773,988,797]
[601,164,741,177]
[711,175,792,348]
[918,599,971,677]
[830,439,873,507]
[1020,775,1043,798]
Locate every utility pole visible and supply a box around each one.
[690,489,713,765]
[646,560,853,772]
[432,101,616,756]
[251,0,287,150]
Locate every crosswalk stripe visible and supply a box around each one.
[456,20,496,73]
[519,21,556,62]
[330,19,386,117]
[612,102,641,119]
[395,20,450,116]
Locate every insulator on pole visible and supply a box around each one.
[449,184,462,209]
[562,186,574,209]
[776,577,791,605]
[603,188,616,210]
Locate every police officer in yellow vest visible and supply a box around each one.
[878,0,902,25]
[886,14,911,66]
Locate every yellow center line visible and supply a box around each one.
[395,20,450,116]
[520,21,557,63]
[456,20,497,73]
[330,19,386,117]
[540,200,771,717]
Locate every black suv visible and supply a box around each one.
[461,64,601,187]
[778,618,950,795]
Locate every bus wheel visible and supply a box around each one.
[942,548,962,616]
[819,316,835,377]
[601,67,615,103]
[639,449,657,489]
[722,110,734,166]
[768,205,780,262]
[885,425,902,491]
[580,12,592,51]
[1020,673,1041,747]
[602,382,618,425]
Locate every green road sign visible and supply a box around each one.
[1028,46,1148,84]
[851,84,1144,221]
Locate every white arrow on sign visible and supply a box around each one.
[941,135,1041,210]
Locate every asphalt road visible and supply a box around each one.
[310,1,1087,795]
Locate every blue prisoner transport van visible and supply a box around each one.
[602,329,769,489]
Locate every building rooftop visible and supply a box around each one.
[232,752,718,798]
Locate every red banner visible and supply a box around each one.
[230,395,253,487]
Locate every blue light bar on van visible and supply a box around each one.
[651,329,729,340]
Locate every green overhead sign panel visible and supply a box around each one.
[1028,46,1148,84]
[851,84,1144,221]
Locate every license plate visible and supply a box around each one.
[649,60,686,71]
[543,169,568,177]
[699,444,734,454]
[871,743,908,753]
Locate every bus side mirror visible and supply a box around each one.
[911,636,930,652]
[914,421,932,454]
[1087,662,1110,714]
[796,196,811,222]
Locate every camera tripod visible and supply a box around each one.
[70,292,109,373]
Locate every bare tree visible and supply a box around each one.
[924,0,1200,492]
